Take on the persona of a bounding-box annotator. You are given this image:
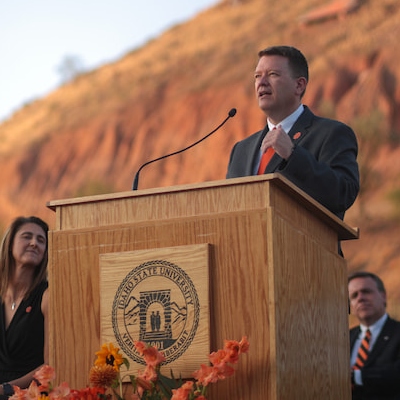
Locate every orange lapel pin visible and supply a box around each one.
[293,132,302,140]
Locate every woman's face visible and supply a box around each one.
[12,223,47,269]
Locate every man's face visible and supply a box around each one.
[348,277,387,326]
[254,55,305,123]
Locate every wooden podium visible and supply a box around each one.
[47,174,358,399]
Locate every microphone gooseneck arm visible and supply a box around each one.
[132,108,237,190]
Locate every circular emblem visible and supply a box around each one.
[112,260,200,364]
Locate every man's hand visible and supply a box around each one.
[261,125,294,160]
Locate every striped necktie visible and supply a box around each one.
[353,329,372,370]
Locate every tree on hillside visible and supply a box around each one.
[57,54,85,84]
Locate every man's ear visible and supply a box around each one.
[382,291,387,308]
[296,77,307,95]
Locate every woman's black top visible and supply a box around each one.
[0,280,47,382]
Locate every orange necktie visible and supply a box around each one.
[257,127,276,175]
[257,147,275,175]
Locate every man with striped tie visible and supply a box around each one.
[348,271,400,400]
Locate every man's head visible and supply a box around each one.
[348,271,387,327]
[254,45,308,123]
[258,46,309,84]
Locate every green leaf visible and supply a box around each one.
[122,357,130,369]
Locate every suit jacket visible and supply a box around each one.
[350,316,400,400]
[226,106,359,220]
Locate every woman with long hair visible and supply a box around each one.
[0,216,49,398]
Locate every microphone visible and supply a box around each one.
[132,108,237,190]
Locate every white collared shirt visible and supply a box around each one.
[267,104,304,134]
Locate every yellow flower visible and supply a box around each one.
[95,343,124,371]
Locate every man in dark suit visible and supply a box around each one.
[226,45,359,220]
[348,271,400,400]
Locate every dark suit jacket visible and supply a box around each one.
[350,317,400,400]
[226,106,359,220]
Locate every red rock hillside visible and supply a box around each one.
[0,0,400,316]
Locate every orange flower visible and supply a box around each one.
[34,365,56,391]
[224,336,249,354]
[49,382,71,400]
[171,388,189,400]
[133,341,147,355]
[238,336,250,353]
[171,381,194,400]
[213,363,235,380]
[209,349,228,367]
[180,381,194,391]
[134,341,166,367]
[89,364,118,388]
[70,387,105,400]
[28,381,43,399]
[134,365,158,397]
[192,364,219,386]
[140,365,158,382]
[223,336,250,364]
[20,337,248,400]
[9,384,38,400]
[222,344,239,364]
[141,346,166,367]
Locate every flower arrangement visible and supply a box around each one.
[10,337,249,400]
